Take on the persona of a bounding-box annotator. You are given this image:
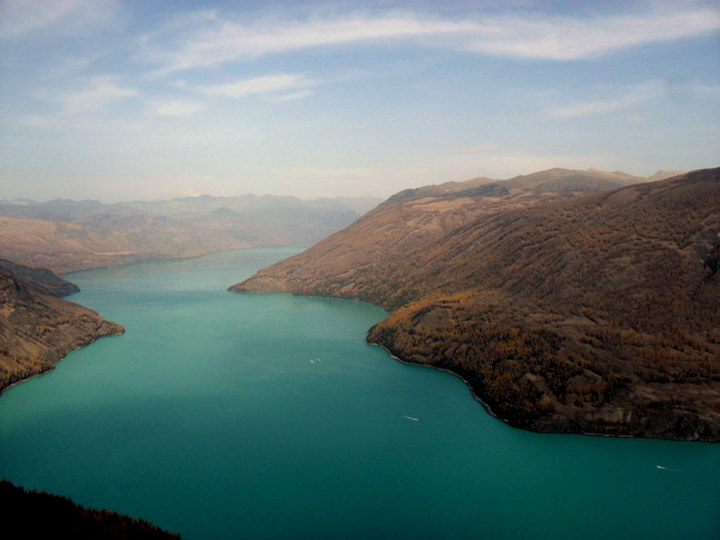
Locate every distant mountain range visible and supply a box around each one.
[232,167,720,442]
[0,194,381,273]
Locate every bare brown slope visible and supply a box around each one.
[230,168,638,303]
[0,195,377,274]
[0,270,124,393]
[232,168,720,441]
[0,214,273,274]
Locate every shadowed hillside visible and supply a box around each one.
[1,480,181,539]
[0,258,80,296]
[232,168,720,441]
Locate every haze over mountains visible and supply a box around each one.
[0,194,380,274]
[233,167,720,441]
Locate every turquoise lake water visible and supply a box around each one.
[1,248,718,539]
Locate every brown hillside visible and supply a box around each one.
[0,268,124,393]
[231,168,644,304]
[0,195,377,274]
[0,214,269,274]
[232,168,720,441]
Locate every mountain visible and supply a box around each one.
[0,263,124,393]
[0,194,381,274]
[0,258,80,296]
[383,167,642,205]
[231,167,720,441]
[229,168,652,303]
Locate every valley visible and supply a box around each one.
[0,194,379,274]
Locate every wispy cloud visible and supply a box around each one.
[154,100,205,117]
[550,78,720,119]
[264,90,315,103]
[465,8,720,60]
[199,74,318,100]
[0,0,76,39]
[53,76,139,115]
[145,6,720,75]
[0,0,122,40]
[551,81,665,118]
[147,14,476,75]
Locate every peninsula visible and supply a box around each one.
[0,258,124,393]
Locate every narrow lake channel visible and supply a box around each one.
[1,248,718,539]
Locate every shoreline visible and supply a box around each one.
[232,287,639,441]
[229,288,719,443]
[366,338,720,443]
[366,339,505,423]
[0,324,125,398]
[0,330,125,397]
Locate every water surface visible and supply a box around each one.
[1,249,718,539]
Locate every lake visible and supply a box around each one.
[1,248,718,539]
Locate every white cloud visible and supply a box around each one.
[465,8,720,61]
[54,76,139,115]
[549,78,720,119]
[0,0,76,39]
[0,0,121,40]
[263,90,315,102]
[199,74,318,100]
[145,6,720,75]
[154,100,204,117]
[551,81,665,118]
[148,14,476,75]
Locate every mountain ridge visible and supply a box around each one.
[231,167,720,441]
[0,194,381,274]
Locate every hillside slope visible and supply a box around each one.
[1,480,181,539]
[0,264,124,392]
[231,168,645,303]
[0,258,80,296]
[232,168,720,441]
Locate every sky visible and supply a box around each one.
[1,0,719,202]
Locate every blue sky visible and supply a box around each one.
[1,0,719,201]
